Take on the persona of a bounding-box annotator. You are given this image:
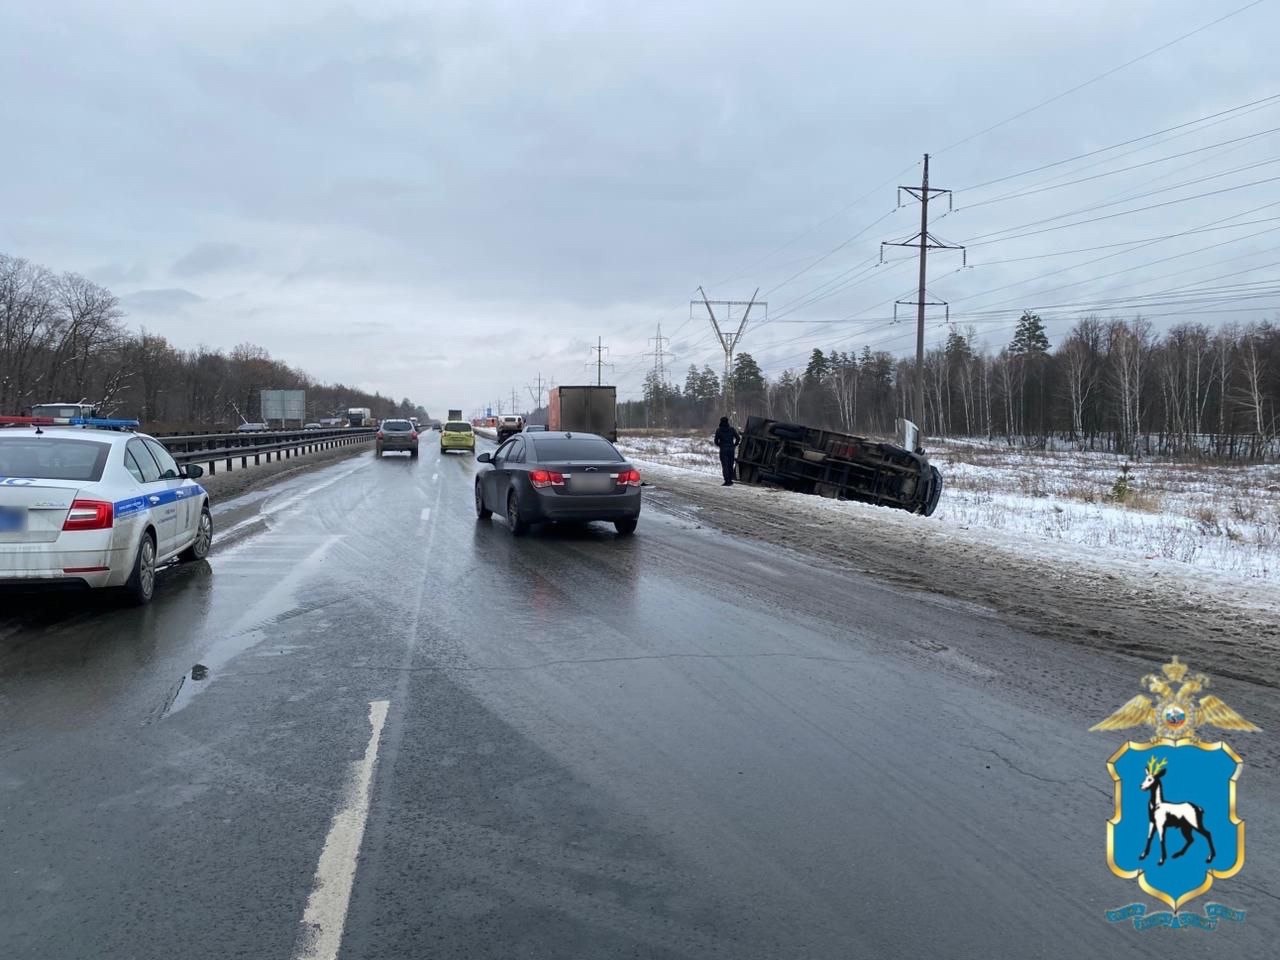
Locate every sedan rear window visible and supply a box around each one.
[444,422,472,432]
[0,437,111,481]
[530,437,623,461]
[381,420,413,431]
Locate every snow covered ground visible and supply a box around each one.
[617,434,1280,590]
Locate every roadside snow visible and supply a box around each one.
[618,435,1280,607]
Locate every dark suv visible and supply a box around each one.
[376,419,419,458]
[474,432,641,536]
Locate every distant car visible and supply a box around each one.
[304,423,322,430]
[523,424,546,432]
[376,419,419,458]
[440,421,475,455]
[0,420,212,604]
[236,422,269,433]
[474,431,640,536]
[432,422,442,432]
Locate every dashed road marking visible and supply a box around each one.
[293,699,390,960]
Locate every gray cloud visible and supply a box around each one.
[122,288,204,313]
[171,242,254,277]
[1,0,1276,412]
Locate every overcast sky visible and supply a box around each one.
[1,0,1275,416]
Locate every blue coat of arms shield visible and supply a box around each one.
[1107,740,1244,911]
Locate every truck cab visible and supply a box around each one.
[496,415,525,442]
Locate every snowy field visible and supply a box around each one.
[616,434,1280,587]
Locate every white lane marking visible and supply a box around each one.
[293,699,390,960]
[431,473,438,482]
[417,507,431,534]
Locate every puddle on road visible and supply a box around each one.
[158,628,269,719]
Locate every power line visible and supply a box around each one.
[959,125,1280,211]
[934,0,1270,156]
[953,91,1280,193]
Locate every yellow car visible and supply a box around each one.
[440,420,476,455]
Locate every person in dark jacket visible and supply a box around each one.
[713,416,741,486]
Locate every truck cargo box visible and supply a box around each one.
[547,386,617,442]
[735,416,942,516]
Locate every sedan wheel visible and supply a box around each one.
[506,491,529,537]
[475,482,492,519]
[180,507,213,562]
[123,532,157,605]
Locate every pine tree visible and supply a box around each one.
[1009,311,1050,357]
[731,352,766,411]
[803,348,830,385]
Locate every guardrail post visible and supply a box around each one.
[209,460,216,475]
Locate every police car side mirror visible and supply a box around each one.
[182,464,205,479]
[476,452,492,464]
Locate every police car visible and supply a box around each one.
[0,415,212,604]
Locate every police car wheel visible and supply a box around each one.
[180,507,213,562]
[123,531,157,606]
[475,482,492,519]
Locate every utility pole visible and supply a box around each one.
[881,153,964,446]
[526,372,546,413]
[646,323,674,427]
[510,387,521,417]
[586,337,612,386]
[693,287,766,415]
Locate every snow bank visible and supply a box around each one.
[618,435,1280,600]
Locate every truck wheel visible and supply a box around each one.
[475,482,492,519]
[506,491,529,537]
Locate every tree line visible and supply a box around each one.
[1,253,428,430]
[625,312,1279,460]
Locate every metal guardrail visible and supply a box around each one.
[161,427,376,476]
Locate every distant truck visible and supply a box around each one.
[496,414,525,442]
[734,416,943,516]
[30,402,103,421]
[447,408,463,422]
[546,385,617,442]
[347,407,373,427]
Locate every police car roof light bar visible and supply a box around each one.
[69,417,141,430]
[0,415,58,427]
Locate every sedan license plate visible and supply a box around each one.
[0,506,27,533]
[568,473,615,493]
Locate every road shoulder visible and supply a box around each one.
[637,460,1280,689]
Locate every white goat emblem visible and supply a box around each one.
[1138,755,1216,868]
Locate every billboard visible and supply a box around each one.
[261,389,306,423]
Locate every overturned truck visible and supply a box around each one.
[735,416,943,516]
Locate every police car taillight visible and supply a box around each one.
[63,499,114,531]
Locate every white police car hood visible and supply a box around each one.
[0,478,81,544]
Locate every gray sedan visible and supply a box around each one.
[474,432,641,535]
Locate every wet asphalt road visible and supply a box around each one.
[2,439,1277,959]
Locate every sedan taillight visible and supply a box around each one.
[529,469,565,488]
[63,499,114,531]
[410,431,418,440]
[376,431,384,440]
[618,468,641,487]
